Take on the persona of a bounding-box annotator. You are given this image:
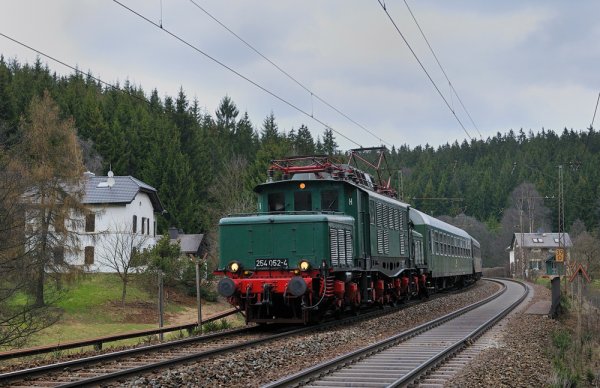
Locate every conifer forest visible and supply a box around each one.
[1,58,600,269]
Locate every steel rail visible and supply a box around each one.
[0,308,239,361]
[1,281,482,387]
[263,278,513,388]
[390,279,527,386]
[0,325,259,384]
[49,302,425,387]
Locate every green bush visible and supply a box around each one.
[199,318,231,333]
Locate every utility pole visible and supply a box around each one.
[196,253,208,333]
[518,191,525,279]
[158,271,164,341]
[398,170,404,202]
[557,165,567,295]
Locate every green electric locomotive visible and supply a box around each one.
[216,150,481,324]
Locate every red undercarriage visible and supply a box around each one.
[222,270,428,323]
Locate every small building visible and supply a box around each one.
[509,232,572,278]
[74,171,165,272]
[167,227,205,259]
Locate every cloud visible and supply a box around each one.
[1,1,599,150]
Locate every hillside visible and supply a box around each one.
[1,57,599,267]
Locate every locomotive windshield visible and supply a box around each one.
[321,190,339,211]
[268,192,285,212]
[294,191,312,211]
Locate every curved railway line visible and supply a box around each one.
[265,278,526,388]
[0,286,475,388]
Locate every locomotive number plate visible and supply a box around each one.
[255,258,289,269]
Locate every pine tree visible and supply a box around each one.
[295,124,315,155]
[322,128,338,155]
[15,91,86,307]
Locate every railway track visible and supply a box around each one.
[0,281,487,387]
[0,325,281,387]
[0,290,452,387]
[264,279,526,388]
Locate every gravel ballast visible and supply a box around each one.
[447,282,559,387]
[122,280,501,387]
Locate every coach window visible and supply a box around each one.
[294,191,312,211]
[268,192,285,212]
[321,190,339,212]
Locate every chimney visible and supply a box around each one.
[168,227,179,239]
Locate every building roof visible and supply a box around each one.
[511,233,572,249]
[173,234,204,254]
[83,174,165,213]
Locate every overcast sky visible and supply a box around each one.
[1,1,599,150]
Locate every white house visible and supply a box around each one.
[509,232,572,277]
[73,171,165,272]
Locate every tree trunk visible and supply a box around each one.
[35,263,45,307]
[121,278,127,306]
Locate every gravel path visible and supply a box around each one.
[447,282,559,387]
[122,280,500,388]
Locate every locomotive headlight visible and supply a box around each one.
[298,260,311,271]
[228,261,241,273]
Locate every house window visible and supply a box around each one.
[132,215,137,233]
[53,247,64,264]
[153,221,156,237]
[84,246,94,265]
[142,217,146,234]
[146,218,150,235]
[54,213,65,233]
[85,213,95,232]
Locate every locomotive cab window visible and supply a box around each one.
[268,192,285,212]
[294,191,312,211]
[321,190,339,212]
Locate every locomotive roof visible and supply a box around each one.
[255,172,411,210]
[410,208,472,239]
[364,188,410,209]
[220,213,355,225]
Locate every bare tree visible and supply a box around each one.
[572,230,600,278]
[96,222,150,305]
[506,182,552,233]
[207,155,255,220]
[206,156,256,267]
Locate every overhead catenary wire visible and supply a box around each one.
[376,0,472,141]
[188,0,391,148]
[112,0,362,148]
[0,32,151,107]
[403,0,482,138]
[591,91,600,129]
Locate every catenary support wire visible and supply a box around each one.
[113,0,362,147]
[376,0,472,140]
[403,0,482,138]
[187,0,390,147]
